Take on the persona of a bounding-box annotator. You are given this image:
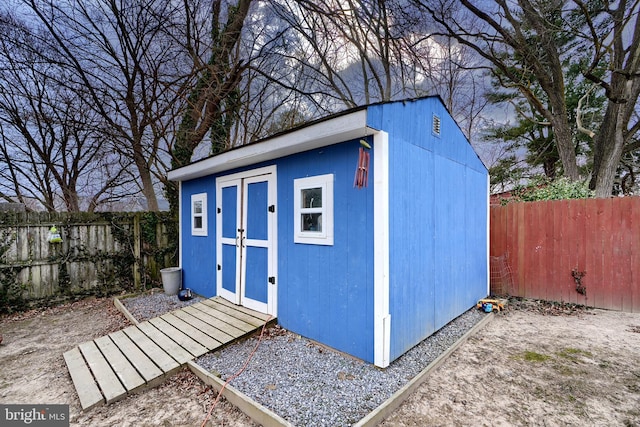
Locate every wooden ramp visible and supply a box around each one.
[64,297,273,410]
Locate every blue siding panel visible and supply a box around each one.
[181,177,217,297]
[276,139,375,363]
[367,97,488,362]
[367,97,486,174]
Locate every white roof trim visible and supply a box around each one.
[169,109,374,182]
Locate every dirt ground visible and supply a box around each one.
[382,300,640,427]
[0,298,639,427]
[0,298,253,427]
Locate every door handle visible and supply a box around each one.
[241,236,246,248]
[235,236,240,247]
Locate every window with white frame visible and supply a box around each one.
[294,174,334,245]
[191,193,207,236]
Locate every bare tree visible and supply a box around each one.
[252,0,490,143]
[0,10,135,211]
[14,0,190,210]
[419,0,640,197]
[267,0,409,109]
[166,0,255,213]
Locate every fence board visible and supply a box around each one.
[490,197,640,312]
[0,212,176,310]
[618,197,640,312]
[549,200,575,302]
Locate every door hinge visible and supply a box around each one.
[217,264,221,271]
[268,276,276,284]
[268,205,275,213]
[217,207,221,214]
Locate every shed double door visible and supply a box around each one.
[216,166,277,315]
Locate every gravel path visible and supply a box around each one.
[120,289,204,322]
[198,309,487,427]
[119,291,487,426]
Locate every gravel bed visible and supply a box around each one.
[117,291,487,425]
[120,290,204,322]
[197,308,487,427]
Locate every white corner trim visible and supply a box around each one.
[373,131,390,368]
[486,173,491,296]
[168,110,371,182]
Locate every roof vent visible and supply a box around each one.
[432,114,441,136]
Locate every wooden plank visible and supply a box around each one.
[563,200,577,304]
[172,309,236,345]
[94,335,145,392]
[78,341,126,404]
[180,306,243,340]
[582,201,596,308]
[134,322,193,364]
[489,206,503,258]
[602,198,616,309]
[212,296,273,322]
[188,303,255,334]
[609,198,624,311]
[533,201,547,301]
[539,200,552,301]
[63,347,104,410]
[562,200,573,304]
[546,201,559,303]
[515,202,526,297]
[109,330,163,383]
[202,298,268,328]
[575,199,589,306]
[617,198,632,312]
[147,317,209,357]
[123,325,184,370]
[631,197,640,313]
[553,200,567,304]
[592,198,608,309]
[160,313,222,350]
[520,202,534,299]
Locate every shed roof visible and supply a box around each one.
[169,109,377,181]
[168,96,453,182]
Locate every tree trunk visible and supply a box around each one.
[166,0,253,216]
[549,112,579,181]
[590,103,624,197]
[132,146,159,211]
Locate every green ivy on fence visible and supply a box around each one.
[0,211,177,314]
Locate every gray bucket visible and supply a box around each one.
[160,267,182,295]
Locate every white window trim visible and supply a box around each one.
[294,174,334,245]
[191,193,208,236]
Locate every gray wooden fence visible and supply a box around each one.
[0,212,176,311]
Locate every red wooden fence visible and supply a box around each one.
[490,197,640,312]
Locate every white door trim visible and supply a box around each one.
[216,177,242,305]
[215,165,278,316]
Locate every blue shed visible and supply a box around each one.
[168,96,488,367]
